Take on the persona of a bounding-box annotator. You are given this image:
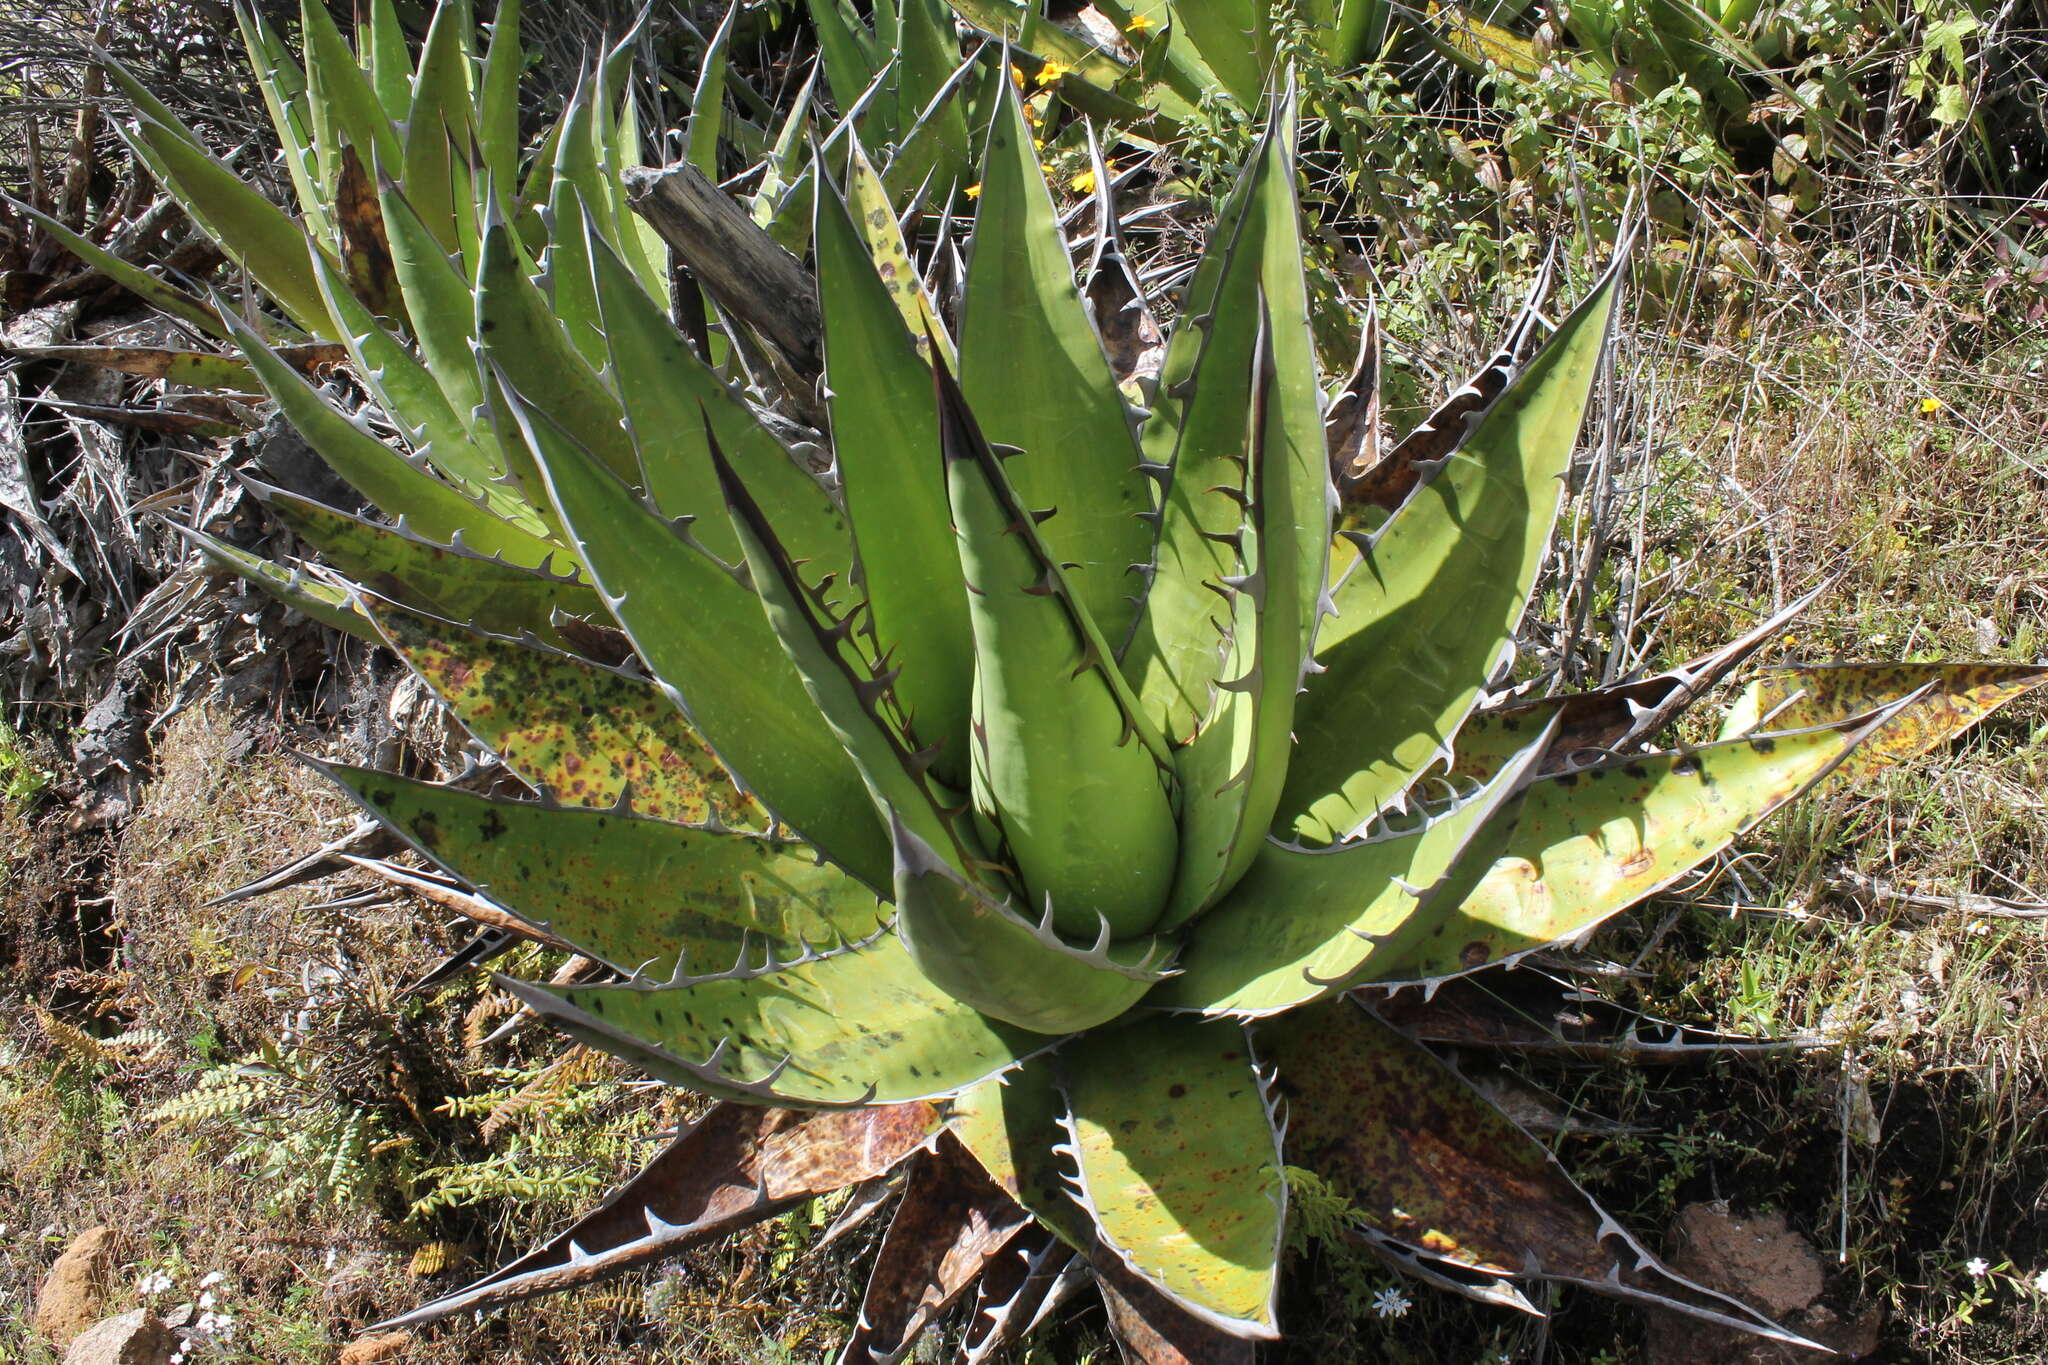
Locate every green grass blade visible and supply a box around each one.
[958,77,1152,646]
[1060,1014,1284,1338]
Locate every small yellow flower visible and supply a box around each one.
[1036,60,1072,87]
[1125,12,1154,34]
[1033,138,1046,151]
[1919,396,1943,414]
[1071,169,1098,194]
[964,183,983,199]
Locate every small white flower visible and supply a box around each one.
[198,1271,225,1288]
[197,1290,216,1310]
[1372,1286,1412,1318]
[1968,1257,1991,1276]
[136,1270,174,1297]
[2033,1268,2048,1294]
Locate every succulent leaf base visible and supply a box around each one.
[109,4,2046,1360]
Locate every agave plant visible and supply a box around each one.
[121,7,2047,1361]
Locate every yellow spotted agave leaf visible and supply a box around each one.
[220,312,566,571]
[958,75,1154,646]
[889,815,1175,1035]
[1157,716,1547,1016]
[815,176,974,781]
[125,119,335,335]
[1380,714,1889,983]
[501,929,1051,1107]
[939,356,1180,940]
[319,764,868,977]
[1279,249,1626,845]
[948,1067,1093,1250]
[846,140,953,361]
[1714,662,2048,785]
[507,395,894,892]
[362,601,763,829]
[174,525,372,640]
[249,481,595,639]
[1058,1014,1285,1338]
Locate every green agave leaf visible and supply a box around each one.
[320,764,872,977]
[890,815,1174,1035]
[362,0,414,119]
[175,525,370,640]
[234,2,332,245]
[298,0,403,175]
[362,601,764,829]
[1059,1013,1284,1338]
[1154,0,1269,105]
[503,929,1050,1107]
[809,0,883,127]
[1156,716,1547,1016]
[126,118,335,334]
[883,0,975,200]
[1,198,226,341]
[1126,101,1323,745]
[1380,717,1884,983]
[585,220,848,574]
[1165,284,1330,926]
[249,480,594,638]
[957,75,1152,646]
[939,356,1180,939]
[815,176,974,782]
[475,212,640,491]
[507,395,894,892]
[544,173,608,368]
[477,0,525,193]
[377,180,496,455]
[220,311,566,570]
[686,4,735,179]
[307,245,542,533]
[1714,662,2048,784]
[399,0,474,255]
[1262,996,1817,1342]
[1279,251,1625,845]
[948,1066,1092,1249]
[709,426,961,865]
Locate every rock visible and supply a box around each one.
[1643,1202,1884,1364]
[61,1310,174,1365]
[339,1330,414,1363]
[34,1226,119,1344]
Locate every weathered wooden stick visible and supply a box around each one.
[622,162,823,380]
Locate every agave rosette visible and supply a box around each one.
[126,11,2048,1361]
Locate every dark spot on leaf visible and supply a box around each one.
[1167,1084,1187,1099]
[1460,941,1491,968]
